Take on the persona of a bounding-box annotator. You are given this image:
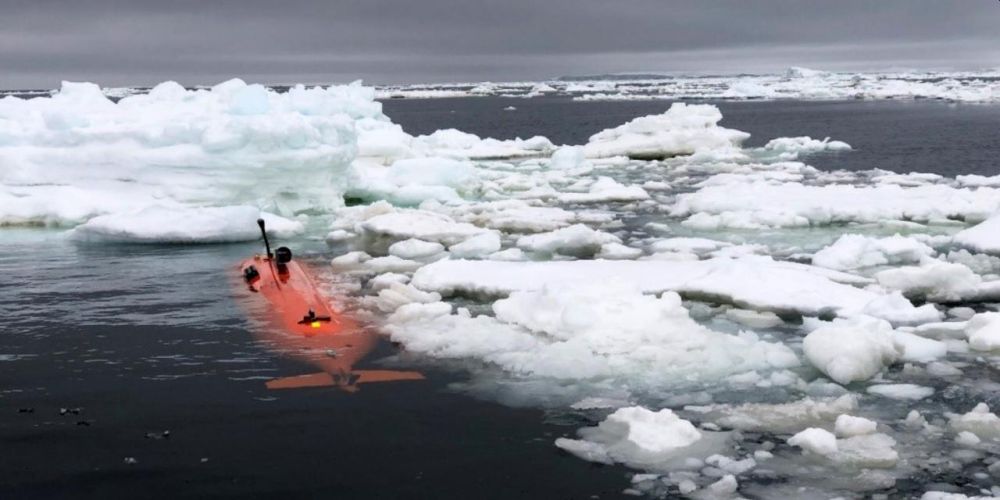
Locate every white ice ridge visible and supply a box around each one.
[0,79,374,226]
[673,182,1000,229]
[408,256,931,318]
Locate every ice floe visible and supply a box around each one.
[582,103,749,160]
[673,182,1000,229]
[384,284,798,387]
[802,318,900,384]
[555,406,704,465]
[811,234,934,271]
[757,136,851,160]
[954,213,1000,255]
[69,206,302,243]
[409,257,927,318]
[964,313,1000,351]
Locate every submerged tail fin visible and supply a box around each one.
[352,370,425,384]
[265,370,424,390]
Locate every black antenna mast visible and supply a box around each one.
[256,218,273,258]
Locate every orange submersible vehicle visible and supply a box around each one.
[238,219,423,392]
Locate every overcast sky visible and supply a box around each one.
[2,0,999,89]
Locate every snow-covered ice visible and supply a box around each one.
[374,68,1000,103]
[384,284,798,387]
[811,234,933,271]
[409,257,921,318]
[964,313,1000,351]
[788,427,838,456]
[10,75,1000,498]
[555,406,704,465]
[69,205,302,243]
[954,213,1000,255]
[582,103,749,160]
[673,182,1000,229]
[0,79,370,227]
[802,318,900,385]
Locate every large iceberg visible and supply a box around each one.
[0,79,373,226]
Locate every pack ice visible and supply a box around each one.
[375,67,1000,103]
[8,77,1000,498]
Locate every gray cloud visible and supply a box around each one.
[1,0,998,89]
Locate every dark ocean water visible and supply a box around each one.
[0,233,630,499]
[1,97,999,498]
[382,96,1000,177]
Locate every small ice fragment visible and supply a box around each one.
[835,415,878,437]
[904,410,928,430]
[326,229,355,243]
[678,479,697,494]
[956,431,982,447]
[373,283,442,313]
[788,427,838,456]
[866,384,934,400]
[704,474,739,496]
[363,255,423,274]
[950,403,1000,440]
[949,307,976,320]
[448,232,502,259]
[368,272,410,292]
[705,455,756,475]
[954,212,1000,255]
[388,238,445,260]
[724,309,782,329]
[516,224,619,257]
[965,313,1000,351]
[596,242,643,260]
[802,318,899,385]
[331,251,371,268]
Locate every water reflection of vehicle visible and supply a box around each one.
[237,219,423,392]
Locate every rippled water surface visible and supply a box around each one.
[384,97,1000,176]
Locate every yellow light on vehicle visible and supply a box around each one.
[311,321,322,328]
